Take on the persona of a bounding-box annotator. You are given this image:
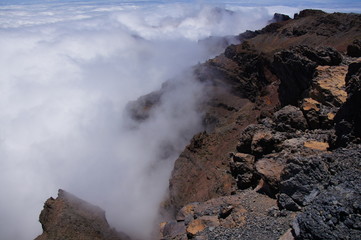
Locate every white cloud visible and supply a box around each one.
[0,2,274,239]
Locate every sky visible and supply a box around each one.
[0,0,360,240]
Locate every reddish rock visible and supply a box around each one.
[161,221,187,240]
[169,100,260,211]
[301,98,321,129]
[309,65,347,107]
[186,216,220,237]
[251,130,275,156]
[255,157,285,189]
[303,140,329,151]
[35,189,128,240]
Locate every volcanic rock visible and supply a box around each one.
[255,157,285,190]
[335,61,361,145]
[292,147,361,240]
[273,46,343,106]
[163,9,361,240]
[92,9,361,240]
[347,39,361,57]
[303,140,329,151]
[161,190,295,240]
[271,13,291,23]
[32,8,361,240]
[274,105,308,131]
[309,65,347,107]
[35,189,128,240]
[229,152,257,189]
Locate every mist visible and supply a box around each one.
[0,1,358,240]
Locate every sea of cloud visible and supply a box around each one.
[0,1,358,240]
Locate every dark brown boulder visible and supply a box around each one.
[229,152,258,189]
[347,39,361,57]
[274,105,308,131]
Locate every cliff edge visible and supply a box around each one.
[160,9,361,240]
[35,9,361,240]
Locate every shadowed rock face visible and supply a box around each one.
[35,190,129,240]
[335,61,361,145]
[273,46,342,106]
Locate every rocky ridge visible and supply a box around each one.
[161,10,361,240]
[35,10,361,240]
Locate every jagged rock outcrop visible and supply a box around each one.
[271,13,291,23]
[273,45,342,106]
[35,189,129,240]
[335,61,361,145]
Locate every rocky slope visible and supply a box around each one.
[167,9,360,211]
[160,9,361,240]
[35,9,361,240]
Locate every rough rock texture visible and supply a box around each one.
[250,10,361,54]
[168,10,361,213]
[335,61,361,145]
[309,65,347,107]
[273,45,342,106]
[160,189,295,240]
[292,147,361,240]
[35,189,129,240]
[274,105,308,131]
[161,9,361,240]
[271,13,291,23]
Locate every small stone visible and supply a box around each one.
[186,219,206,237]
[278,228,295,240]
[327,112,335,121]
[278,193,302,211]
[303,141,329,151]
[302,98,320,112]
[177,204,196,221]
